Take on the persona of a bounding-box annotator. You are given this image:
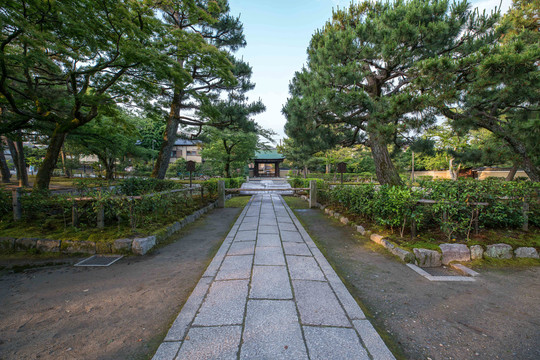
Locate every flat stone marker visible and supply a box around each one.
[155,193,395,360]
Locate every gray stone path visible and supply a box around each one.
[153,194,395,360]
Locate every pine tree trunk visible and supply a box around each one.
[505,163,518,181]
[35,131,66,190]
[152,90,181,179]
[14,138,29,187]
[105,159,115,180]
[0,143,11,183]
[60,146,71,178]
[6,138,19,181]
[368,130,402,186]
[225,161,231,178]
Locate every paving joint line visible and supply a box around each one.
[281,196,378,359]
[275,194,312,360]
[236,194,261,360]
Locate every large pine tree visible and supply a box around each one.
[283,0,497,185]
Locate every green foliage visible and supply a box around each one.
[117,178,181,196]
[201,128,260,178]
[283,0,498,185]
[202,177,246,195]
[321,179,539,240]
[0,190,11,216]
[287,178,326,190]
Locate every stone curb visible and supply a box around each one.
[311,201,540,264]
[1,196,232,257]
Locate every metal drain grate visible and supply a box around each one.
[75,255,123,267]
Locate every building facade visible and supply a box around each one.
[170,139,203,163]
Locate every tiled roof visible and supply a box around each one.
[174,139,202,146]
[254,149,285,160]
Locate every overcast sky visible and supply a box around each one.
[227,0,513,143]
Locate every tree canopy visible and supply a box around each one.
[283,0,506,185]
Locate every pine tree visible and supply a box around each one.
[283,0,497,185]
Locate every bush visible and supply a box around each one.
[320,179,539,240]
[117,177,180,196]
[0,190,11,216]
[202,177,246,195]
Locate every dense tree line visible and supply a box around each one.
[0,0,264,189]
[283,0,539,184]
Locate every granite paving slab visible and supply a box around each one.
[176,326,242,360]
[192,280,248,326]
[283,242,311,256]
[258,225,279,234]
[303,326,369,360]
[255,246,286,266]
[280,231,304,243]
[250,265,292,299]
[215,255,253,280]
[154,192,394,360]
[287,255,326,281]
[152,341,181,360]
[234,230,257,242]
[240,300,308,360]
[293,280,351,327]
[256,233,281,247]
[227,241,255,256]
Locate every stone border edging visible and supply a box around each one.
[0,195,233,256]
[300,198,540,266]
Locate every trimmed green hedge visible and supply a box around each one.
[322,179,539,240]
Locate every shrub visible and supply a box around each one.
[320,179,538,240]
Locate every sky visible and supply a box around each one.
[227,0,513,143]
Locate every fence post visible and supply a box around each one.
[217,180,225,208]
[522,202,529,232]
[97,203,105,229]
[474,208,480,235]
[200,186,204,205]
[410,218,417,239]
[129,197,135,230]
[12,187,22,221]
[309,180,317,208]
[72,200,79,227]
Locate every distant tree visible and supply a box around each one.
[67,111,153,180]
[417,0,540,180]
[201,128,259,178]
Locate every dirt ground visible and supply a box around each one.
[293,207,540,360]
[0,207,241,360]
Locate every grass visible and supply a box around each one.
[226,196,251,208]
[282,196,309,210]
[0,196,217,244]
[469,256,540,268]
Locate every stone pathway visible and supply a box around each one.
[153,194,395,360]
